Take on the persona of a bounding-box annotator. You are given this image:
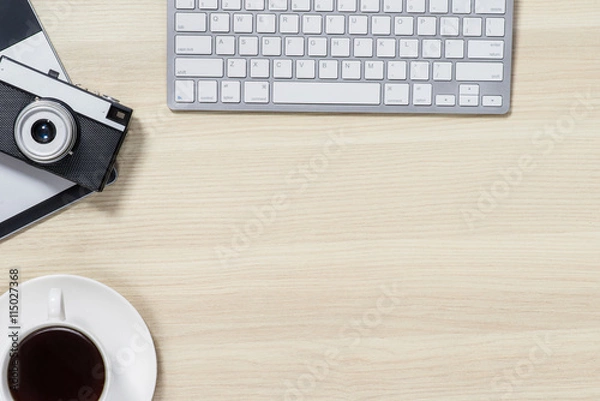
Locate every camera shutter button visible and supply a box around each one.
[102,95,120,103]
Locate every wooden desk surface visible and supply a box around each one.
[2,1,599,400]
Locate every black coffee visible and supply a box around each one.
[7,327,106,401]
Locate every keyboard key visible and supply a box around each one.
[285,37,305,56]
[331,38,351,57]
[233,14,253,33]
[384,84,409,105]
[435,94,456,106]
[210,13,230,32]
[475,0,506,14]
[319,60,339,79]
[482,95,503,107]
[296,60,316,78]
[268,0,287,10]
[354,38,373,57]
[176,13,207,32]
[273,82,381,104]
[445,39,464,58]
[429,0,448,13]
[308,37,327,56]
[410,61,429,80]
[176,35,212,54]
[338,0,357,11]
[303,15,323,34]
[280,14,300,33]
[315,0,334,11]
[433,62,452,80]
[399,39,419,58]
[176,0,195,9]
[326,15,346,34]
[291,0,311,11]
[239,36,259,55]
[198,81,218,102]
[422,39,442,58]
[250,59,270,77]
[459,84,480,95]
[456,62,504,81]
[459,95,479,106]
[176,58,223,77]
[394,17,414,35]
[360,0,379,12]
[221,81,241,102]
[257,14,277,33]
[383,0,403,12]
[223,0,242,10]
[262,37,282,55]
[372,16,392,35]
[377,39,396,58]
[245,82,270,103]
[342,61,361,79]
[468,40,504,59]
[365,61,384,80]
[349,16,369,34]
[413,84,432,105]
[228,58,247,77]
[387,61,407,80]
[486,18,505,37]
[406,0,425,13]
[463,18,483,36]
[273,59,293,78]
[452,0,471,14]
[417,17,437,36]
[245,0,264,10]
[216,36,236,55]
[440,17,459,36]
[199,0,218,9]
[175,80,195,102]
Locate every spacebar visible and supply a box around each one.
[273,82,381,105]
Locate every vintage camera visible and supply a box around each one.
[0,56,132,192]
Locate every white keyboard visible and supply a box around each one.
[167,0,514,114]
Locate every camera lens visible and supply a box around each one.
[31,120,57,144]
[14,100,77,164]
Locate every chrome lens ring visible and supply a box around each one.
[14,100,77,164]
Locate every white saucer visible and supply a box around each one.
[0,275,157,401]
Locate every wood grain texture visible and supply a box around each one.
[1,1,599,400]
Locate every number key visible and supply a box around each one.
[406,0,426,13]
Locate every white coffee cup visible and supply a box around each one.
[0,288,112,401]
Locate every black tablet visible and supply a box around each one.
[0,0,117,241]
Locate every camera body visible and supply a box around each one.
[0,56,132,192]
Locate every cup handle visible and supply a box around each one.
[48,288,66,321]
